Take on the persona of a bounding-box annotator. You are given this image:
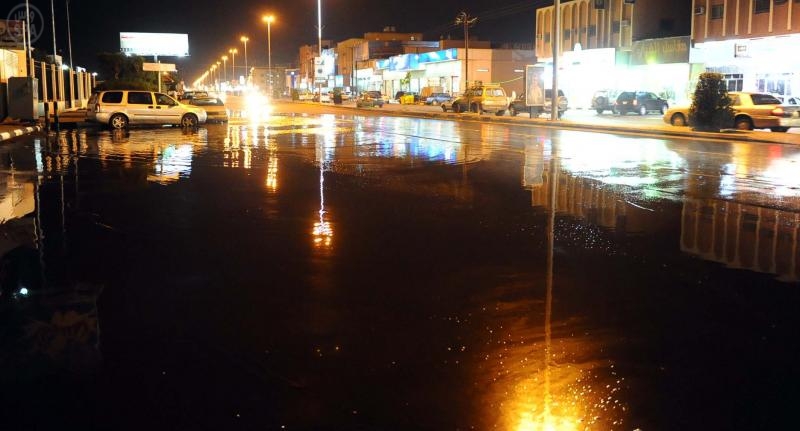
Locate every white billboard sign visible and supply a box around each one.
[120,32,189,57]
[143,62,176,72]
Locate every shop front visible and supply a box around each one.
[627,36,693,106]
[692,34,800,99]
[376,49,461,98]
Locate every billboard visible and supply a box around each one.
[525,65,545,107]
[120,32,189,57]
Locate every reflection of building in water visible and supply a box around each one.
[682,199,800,282]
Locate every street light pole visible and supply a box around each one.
[229,48,237,83]
[66,0,73,69]
[222,55,228,83]
[551,0,560,121]
[240,36,249,84]
[317,0,322,99]
[263,15,274,97]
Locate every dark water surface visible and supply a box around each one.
[2,109,799,430]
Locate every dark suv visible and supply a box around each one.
[614,91,668,115]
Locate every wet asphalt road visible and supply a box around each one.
[1,100,800,430]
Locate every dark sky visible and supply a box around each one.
[18,0,540,81]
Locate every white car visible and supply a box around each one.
[87,90,208,129]
[188,97,229,123]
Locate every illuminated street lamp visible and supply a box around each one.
[262,15,275,95]
[240,36,249,82]
[221,55,228,82]
[229,48,238,82]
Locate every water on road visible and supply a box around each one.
[2,102,799,430]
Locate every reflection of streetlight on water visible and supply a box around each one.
[312,162,333,248]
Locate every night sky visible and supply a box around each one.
[14,0,540,81]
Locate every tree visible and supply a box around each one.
[94,52,157,91]
[689,72,734,132]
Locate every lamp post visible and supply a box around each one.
[229,48,238,83]
[215,61,221,91]
[66,0,73,69]
[240,36,249,83]
[221,55,228,83]
[551,0,560,121]
[317,0,322,99]
[263,15,274,96]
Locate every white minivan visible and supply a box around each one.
[87,90,208,129]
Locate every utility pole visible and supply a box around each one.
[551,0,560,121]
[66,0,73,69]
[455,11,477,92]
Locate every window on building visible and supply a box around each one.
[612,21,620,33]
[563,29,571,39]
[774,0,787,5]
[724,74,743,92]
[659,19,675,32]
[753,0,769,13]
[588,25,597,37]
[544,33,551,43]
[711,4,724,19]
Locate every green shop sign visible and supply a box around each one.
[630,36,690,66]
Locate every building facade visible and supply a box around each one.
[535,0,693,108]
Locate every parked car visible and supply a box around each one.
[591,89,618,114]
[508,89,568,118]
[87,90,208,129]
[662,92,800,131]
[614,91,669,115]
[312,92,331,103]
[188,97,228,123]
[179,91,209,103]
[425,92,453,106]
[773,94,800,105]
[355,91,385,108]
[447,83,508,115]
[395,91,420,104]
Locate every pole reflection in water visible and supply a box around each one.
[312,121,336,250]
[265,139,278,191]
[490,139,629,431]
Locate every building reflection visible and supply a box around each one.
[682,199,800,282]
[524,135,800,283]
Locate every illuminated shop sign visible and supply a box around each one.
[630,36,690,66]
[377,49,458,71]
[120,32,189,57]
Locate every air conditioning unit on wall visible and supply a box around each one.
[694,6,706,15]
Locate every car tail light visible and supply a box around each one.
[771,107,785,116]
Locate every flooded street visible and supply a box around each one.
[2,101,799,430]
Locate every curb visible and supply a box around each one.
[0,125,42,143]
[318,102,799,147]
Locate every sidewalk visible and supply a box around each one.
[0,122,41,143]
[326,100,800,146]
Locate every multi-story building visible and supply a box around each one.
[690,0,800,97]
[336,29,425,90]
[297,41,332,91]
[535,0,692,107]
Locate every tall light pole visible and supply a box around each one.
[263,15,274,96]
[456,11,477,92]
[66,0,73,69]
[229,48,238,82]
[317,0,322,99]
[221,55,228,83]
[240,36,249,83]
[215,61,221,91]
[551,0,560,121]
